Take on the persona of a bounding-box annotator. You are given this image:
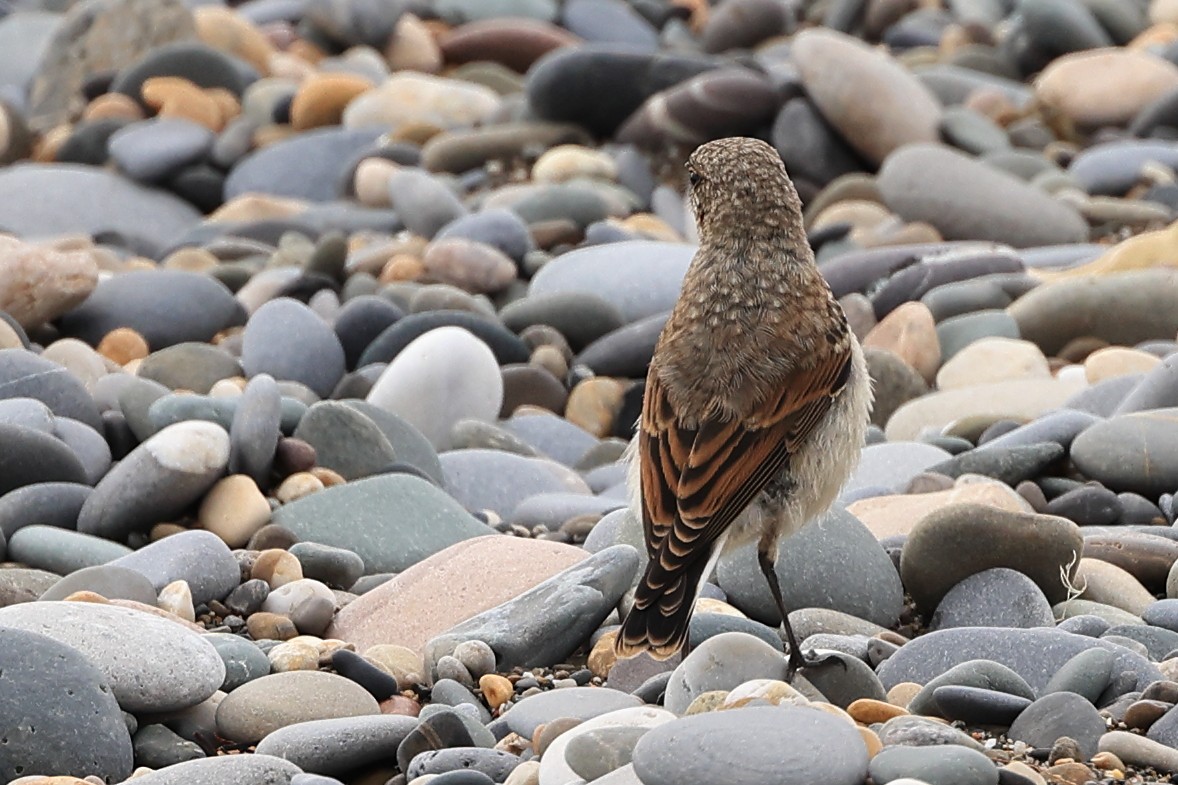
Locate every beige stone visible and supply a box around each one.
[810,199,892,233]
[194,6,274,74]
[198,474,271,547]
[97,327,150,365]
[341,73,500,135]
[0,237,98,329]
[327,536,586,653]
[1154,0,1178,24]
[884,378,1087,440]
[1074,557,1156,616]
[275,471,324,503]
[863,302,941,384]
[532,144,617,183]
[565,377,625,437]
[365,644,425,685]
[1036,48,1178,128]
[1085,346,1161,383]
[848,478,1032,539]
[268,640,320,671]
[157,580,195,622]
[935,337,1050,390]
[354,158,399,207]
[290,73,373,131]
[208,194,308,223]
[384,13,443,74]
[252,549,304,588]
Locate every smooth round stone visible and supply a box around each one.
[906,659,1034,718]
[846,442,950,495]
[1070,141,1178,196]
[1114,355,1178,415]
[39,563,152,604]
[1036,48,1178,129]
[0,626,132,783]
[900,503,1082,612]
[792,28,940,166]
[868,744,997,785]
[0,481,90,539]
[242,297,345,399]
[206,632,271,691]
[216,670,381,744]
[333,295,404,370]
[863,349,928,428]
[1043,647,1115,701]
[440,448,589,517]
[0,396,53,432]
[0,239,98,331]
[1101,730,1178,774]
[574,312,668,377]
[422,238,516,295]
[878,144,1087,247]
[974,409,1100,453]
[438,17,576,72]
[109,529,240,604]
[925,443,1063,487]
[133,723,204,768]
[616,67,779,148]
[137,342,242,395]
[229,372,282,484]
[939,105,1009,155]
[366,326,503,451]
[935,337,1048,389]
[1045,484,1121,526]
[525,46,716,137]
[501,412,598,467]
[771,97,865,189]
[408,748,523,781]
[1022,0,1112,54]
[562,0,656,48]
[716,505,903,629]
[262,578,336,636]
[342,400,444,484]
[1072,410,1178,497]
[52,417,109,485]
[633,705,868,785]
[292,400,395,481]
[1012,269,1178,356]
[0,601,224,713]
[510,492,624,530]
[0,164,202,258]
[500,292,625,353]
[288,542,365,590]
[198,473,271,548]
[0,567,59,607]
[437,208,534,263]
[931,684,1031,726]
[358,310,528,368]
[13,535,134,584]
[341,72,500,135]
[255,715,418,776]
[663,633,789,715]
[564,725,650,781]
[119,753,303,784]
[59,269,242,348]
[387,168,466,239]
[501,686,643,738]
[528,240,694,323]
[0,422,87,495]
[877,627,1161,694]
[929,567,1054,630]
[108,117,214,182]
[0,348,100,429]
[77,421,230,542]
[225,127,383,202]
[272,473,488,573]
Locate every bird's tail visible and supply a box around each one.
[615,554,711,660]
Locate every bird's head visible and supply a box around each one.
[685,137,804,245]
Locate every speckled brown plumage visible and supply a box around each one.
[615,137,872,670]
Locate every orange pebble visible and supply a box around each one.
[96,327,150,365]
[141,76,223,131]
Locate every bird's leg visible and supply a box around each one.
[757,547,844,682]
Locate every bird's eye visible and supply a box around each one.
[688,171,701,187]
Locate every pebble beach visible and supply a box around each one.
[6,0,1178,783]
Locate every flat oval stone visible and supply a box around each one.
[38,561,149,602]
[216,670,381,744]
[1008,691,1106,760]
[108,117,214,182]
[242,297,346,399]
[502,686,646,738]
[440,448,590,517]
[868,744,997,785]
[632,705,869,785]
[0,626,133,783]
[255,715,418,776]
[1072,410,1178,498]
[224,127,383,202]
[0,481,91,538]
[930,567,1055,630]
[119,753,302,784]
[0,422,87,495]
[878,143,1087,247]
[138,342,243,394]
[77,420,230,541]
[0,348,100,429]
[58,269,243,348]
[110,529,240,604]
[271,473,489,573]
[0,601,225,713]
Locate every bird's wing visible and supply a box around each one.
[638,346,853,573]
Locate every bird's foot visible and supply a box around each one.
[784,648,847,684]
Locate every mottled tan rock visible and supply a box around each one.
[384,13,443,74]
[863,302,941,384]
[342,73,500,135]
[848,478,1033,539]
[327,536,586,653]
[792,28,941,165]
[365,644,425,685]
[97,327,150,364]
[157,580,195,622]
[935,337,1050,390]
[421,238,517,294]
[354,158,399,207]
[209,194,309,223]
[252,549,303,588]
[198,474,272,548]
[216,670,380,744]
[565,377,625,437]
[1085,346,1161,383]
[275,471,324,503]
[1036,48,1178,128]
[1075,557,1156,616]
[884,378,1087,440]
[142,76,224,130]
[532,145,617,183]
[290,73,373,131]
[0,237,98,329]
[268,640,320,672]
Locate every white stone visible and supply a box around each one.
[538,706,677,785]
[935,337,1050,390]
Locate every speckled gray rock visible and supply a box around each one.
[1008,691,1106,760]
[440,448,591,517]
[121,754,302,784]
[501,686,644,738]
[0,626,133,782]
[929,568,1055,630]
[425,544,639,674]
[255,715,418,776]
[39,563,156,603]
[242,298,346,399]
[716,505,903,629]
[293,400,397,480]
[77,421,230,541]
[0,348,101,429]
[906,659,1034,718]
[867,744,997,785]
[110,529,239,604]
[663,632,790,715]
[877,627,1161,694]
[216,671,381,744]
[229,372,282,484]
[206,632,270,692]
[1072,410,1178,498]
[0,601,225,712]
[633,706,869,785]
[8,525,132,575]
[272,473,489,574]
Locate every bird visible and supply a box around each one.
[613,136,872,680]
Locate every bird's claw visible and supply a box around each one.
[785,648,846,683]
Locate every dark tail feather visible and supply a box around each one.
[615,554,710,660]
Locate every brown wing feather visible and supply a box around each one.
[639,346,853,575]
